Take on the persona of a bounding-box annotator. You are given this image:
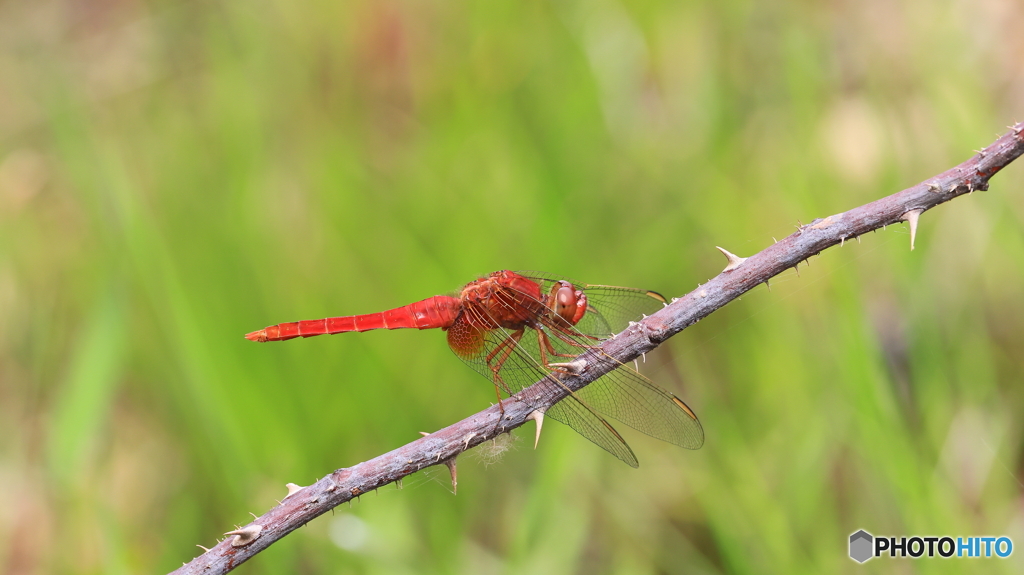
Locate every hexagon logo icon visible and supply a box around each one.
[849,530,873,563]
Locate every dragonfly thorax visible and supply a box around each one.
[456,272,590,332]
[458,271,547,331]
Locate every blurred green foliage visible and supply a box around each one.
[2,0,1024,573]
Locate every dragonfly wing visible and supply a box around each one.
[547,394,639,467]
[537,312,704,449]
[447,276,702,464]
[447,308,639,465]
[573,285,667,336]
[573,354,704,449]
[513,271,666,337]
[446,308,541,396]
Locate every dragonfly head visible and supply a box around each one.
[550,280,588,325]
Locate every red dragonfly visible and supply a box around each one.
[246,270,703,466]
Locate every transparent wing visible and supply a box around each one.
[553,338,704,450]
[514,271,668,337]
[448,307,639,467]
[547,394,639,467]
[446,276,703,465]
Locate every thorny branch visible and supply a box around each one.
[170,122,1024,575]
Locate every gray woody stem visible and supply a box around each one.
[170,122,1024,575]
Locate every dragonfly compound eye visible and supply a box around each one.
[553,282,585,324]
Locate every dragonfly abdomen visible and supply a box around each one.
[245,295,461,341]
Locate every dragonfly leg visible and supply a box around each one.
[485,329,525,413]
[547,323,597,349]
[536,327,583,361]
[536,330,590,377]
[538,326,612,378]
[547,316,603,343]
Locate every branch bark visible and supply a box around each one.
[170,122,1024,574]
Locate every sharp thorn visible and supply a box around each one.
[249,512,259,521]
[772,237,778,243]
[418,431,430,437]
[716,246,747,271]
[901,209,923,251]
[224,524,263,547]
[856,235,861,244]
[794,263,800,277]
[841,237,845,247]
[444,457,458,495]
[197,544,213,553]
[284,483,305,499]
[527,409,546,450]
[548,358,586,374]
[765,279,771,292]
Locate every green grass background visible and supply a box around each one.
[2,1,1024,573]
